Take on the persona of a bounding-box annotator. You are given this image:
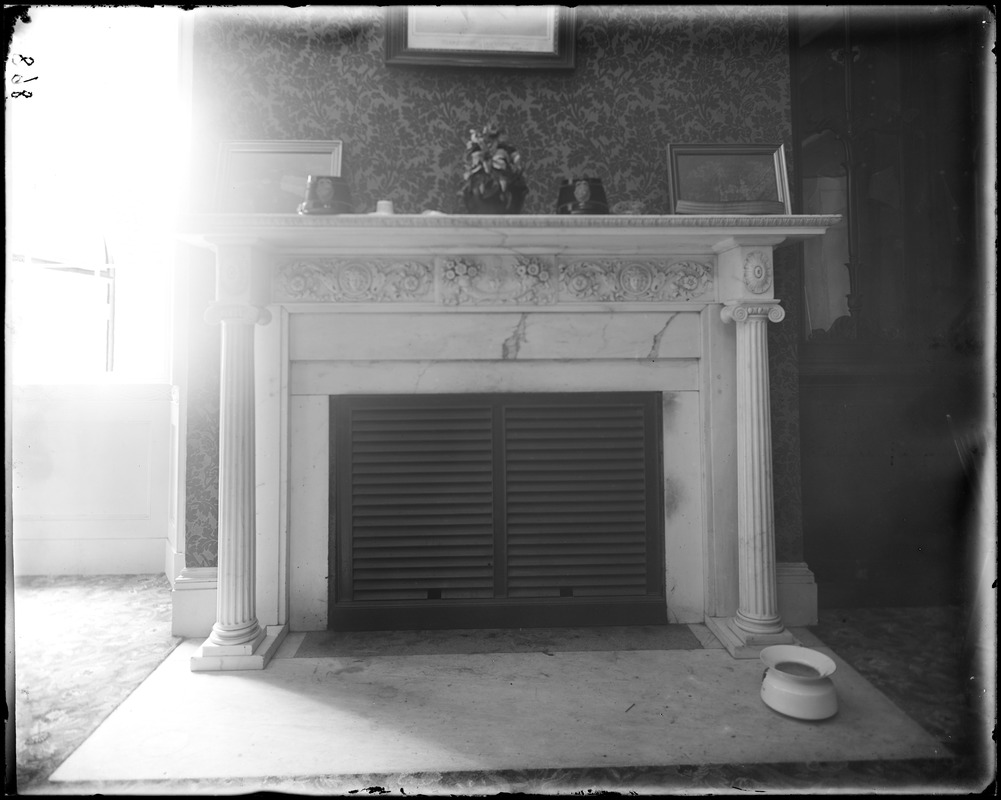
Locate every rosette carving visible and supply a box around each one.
[275,259,433,302]
[743,250,773,294]
[560,259,713,302]
[440,256,555,306]
[670,261,715,299]
[219,254,250,294]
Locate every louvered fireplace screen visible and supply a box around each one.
[329,393,666,630]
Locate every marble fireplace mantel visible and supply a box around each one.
[178,214,839,671]
[182,211,838,254]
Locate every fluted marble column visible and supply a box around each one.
[207,304,269,650]
[190,244,286,672]
[707,299,796,657]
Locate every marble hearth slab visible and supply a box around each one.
[51,638,946,783]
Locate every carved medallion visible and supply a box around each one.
[619,263,655,297]
[337,263,374,298]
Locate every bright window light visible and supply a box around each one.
[6,7,186,384]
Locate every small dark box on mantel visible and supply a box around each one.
[556,177,609,214]
[298,175,352,215]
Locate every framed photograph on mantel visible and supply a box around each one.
[667,144,792,215]
[385,6,576,69]
[216,140,343,213]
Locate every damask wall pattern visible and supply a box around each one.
[188,6,792,215]
[184,5,801,567]
[182,254,220,568]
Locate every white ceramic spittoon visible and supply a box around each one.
[759,644,838,720]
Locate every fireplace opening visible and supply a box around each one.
[328,392,667,630]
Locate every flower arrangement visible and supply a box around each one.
[460,124,528,213]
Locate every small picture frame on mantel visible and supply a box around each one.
[667,144,791,215]
[216,140,343,213]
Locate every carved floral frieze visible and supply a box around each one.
[275,259,434,302]
[440,257,557,306]
[272,255,719,305]
[560,259,714,302]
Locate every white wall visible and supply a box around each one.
[11,384,174,575]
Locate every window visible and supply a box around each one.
[7,7,185,383]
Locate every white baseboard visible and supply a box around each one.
[777,561,818,626]
[164,544,187,588]
[171,567,217,637]
[13,538,166,576]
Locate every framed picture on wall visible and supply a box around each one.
[216,140,343,213]
[384,6,576,69]
[667,144,791,214]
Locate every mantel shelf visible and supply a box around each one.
[180,213,842,256]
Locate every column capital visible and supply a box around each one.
[721,300,785,325]
[204,303,272,327]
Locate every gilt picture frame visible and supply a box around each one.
[667,144,792,215]
[385,6,576,69]
[216,140,343,214]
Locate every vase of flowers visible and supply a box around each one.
[459,124,528,214]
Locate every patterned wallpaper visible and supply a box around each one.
[184,5,802,567]
[182,252,220,568]
[188,6,792,214]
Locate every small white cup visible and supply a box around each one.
[376,200,394,214]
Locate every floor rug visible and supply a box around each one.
[13,574,183,791]
[293,624,702,658]
[813,606,979,757]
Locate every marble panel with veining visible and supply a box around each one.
[288,311,702,362]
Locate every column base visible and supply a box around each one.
[705,615,797,659]
[190,624,288,672]
[202,625,267,657]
